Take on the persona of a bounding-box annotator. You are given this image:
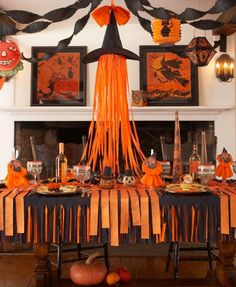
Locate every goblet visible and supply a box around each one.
[27,161,43,184]
[73,165,91,191]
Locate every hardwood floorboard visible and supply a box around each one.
[55,278,220,287]
[0,245,224,287]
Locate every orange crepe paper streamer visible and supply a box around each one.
[5,162,29,189]
[140,162,163,187]
[120,189,129,234]
[16,187,32,234]
[213,186,236,229]
[101,189,110,229]
[82,54,145,177]
[0,189,12,230]
[5,190,19,236]
[77,206,81,243]
[215,157,233,179]
[27,206,32,242]
[220,194,230,235]
[139,189,149,239]
[45,206,48,242]
[110,189,119,246]
[128,188,141,226]
[92,5,130,27]
[148,190,161,235]
[229,195,236,228]
[34,207,38,243]
[90,190,99,236]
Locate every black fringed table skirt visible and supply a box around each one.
[0,184,234,246]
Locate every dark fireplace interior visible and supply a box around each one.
[15,121,216,179]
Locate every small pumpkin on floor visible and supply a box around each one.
[106,271,120,285]
[116,267,131,283]
[70,252,107,285]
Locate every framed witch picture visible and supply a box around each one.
[31,46,87,106]
[140,45,199,106]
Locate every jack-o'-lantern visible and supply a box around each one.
[0,40,23,81]
[100,166,115,189]
[0,41,21,71]
[54,79,78,96]
[123,169,135,187]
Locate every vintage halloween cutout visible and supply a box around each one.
[0,40,23,88]
[31,46,86,106]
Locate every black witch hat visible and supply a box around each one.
[83,11,139,63]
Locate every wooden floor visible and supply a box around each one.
[0,244,222,287]
[55,278,220,287]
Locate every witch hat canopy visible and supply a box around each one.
[83,11,139,63]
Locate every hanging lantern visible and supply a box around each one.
[152,18,181,45]
[215,53,234,82]
[184,37,216,66]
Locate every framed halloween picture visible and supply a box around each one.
[31,46,87,106]
[140,45,199,106]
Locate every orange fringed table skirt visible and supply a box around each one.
[0,184,235,246]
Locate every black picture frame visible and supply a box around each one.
[31,46,87,106]
[140,45,199,106]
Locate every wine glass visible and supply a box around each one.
[73,165,91,191]
[27,161,43,184]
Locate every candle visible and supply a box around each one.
[230,62,234,76]
[216,62,220,76]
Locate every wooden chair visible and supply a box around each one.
[30,136,109,280]
[50,230,109,280]
[165,242,217,278]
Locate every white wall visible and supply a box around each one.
[0,12,235,178]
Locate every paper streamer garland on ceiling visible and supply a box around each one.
[0,0,236,62]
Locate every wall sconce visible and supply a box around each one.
[215,53,234,82]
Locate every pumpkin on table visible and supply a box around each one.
[70,252,107,285]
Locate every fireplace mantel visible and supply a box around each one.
[0,105,235,179]
[0,106,234,121]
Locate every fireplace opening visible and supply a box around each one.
[15,121,216,179]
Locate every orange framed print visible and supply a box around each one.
[31,46,87,106]
[140,45,198,106]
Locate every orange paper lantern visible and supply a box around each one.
[152,18,181,45]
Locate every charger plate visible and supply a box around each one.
[165,183,207,194]
[34,185,80,195]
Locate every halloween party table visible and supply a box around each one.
[0,183,236,286]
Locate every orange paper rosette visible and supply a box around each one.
[140,162,163,188]
[92,4,130,27]
[215,157,233,179]
[5,161,29,188]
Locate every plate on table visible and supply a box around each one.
[165,183,207,194]
[34,185,80,195]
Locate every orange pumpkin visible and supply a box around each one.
[70,252,107,285]
[0,41,21,71]
[106,271,120,285]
